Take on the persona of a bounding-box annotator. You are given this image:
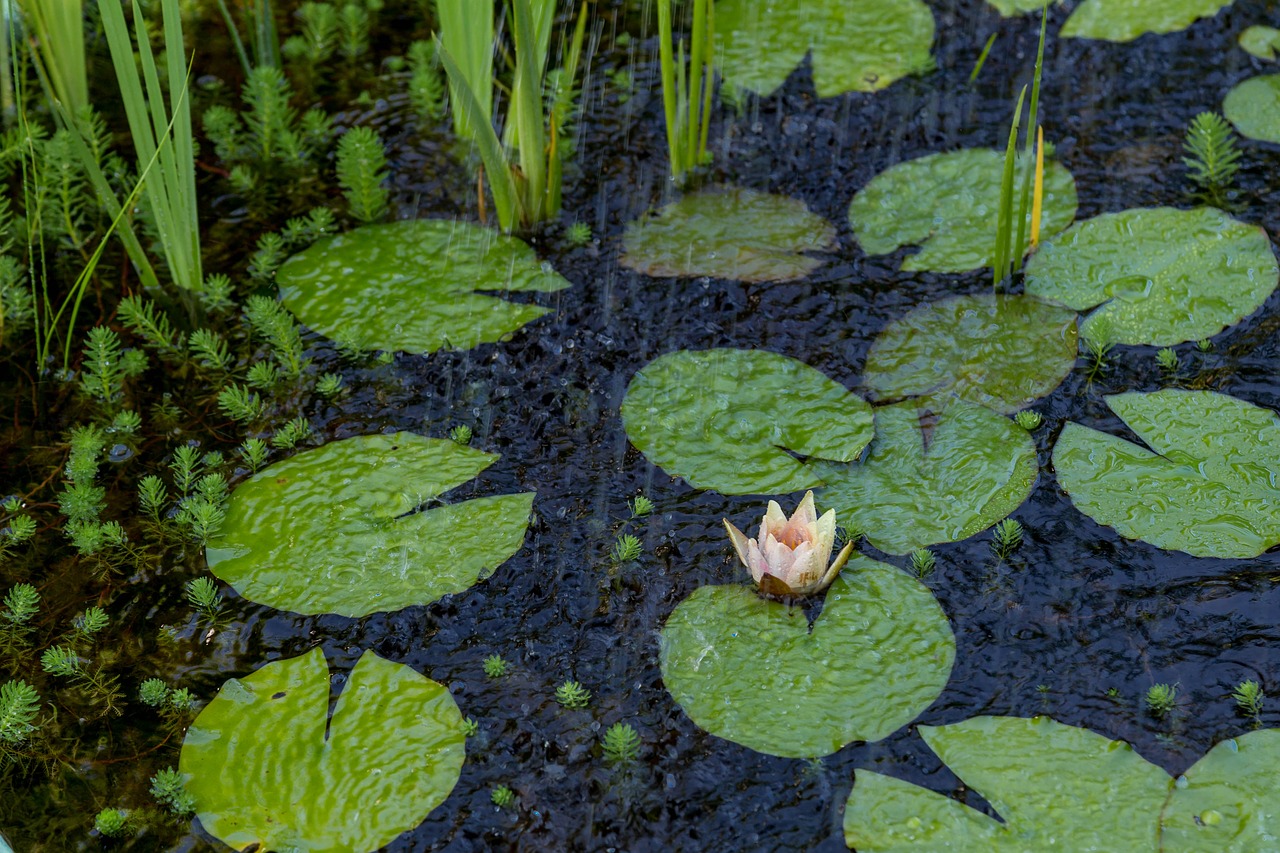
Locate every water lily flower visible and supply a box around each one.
[723,491,854,597]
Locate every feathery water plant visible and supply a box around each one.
[239,438,270,472]
[244,295,306,379]
[186,577,223,619]
[150,767,196,816]
[483,655,508,678]
[449,425,472,445]
[1156,347,1179,372]
[1146,683,1177,718]
[1013,410,1042,431]
[601,722,640,764]
[1233,679,1264,720]
[565,222,592,246]
[139,678,171,707]
[555,680,591,709]
[1183,112,1240,191]
[271,416,313,450]
[611,533,642,563]
[657,0,714,183]
[283,1,338,67]
[78,327,148,411]
[407,40,446,126]
[991,519,1024,558]
[316,373,344,397]
[335,127,390,223]
[461,717,479,737]
[910,548,936,579]
[629,494,654,518]
[94,808,129,838]
[0,680,40,745]
[490,785,516,808]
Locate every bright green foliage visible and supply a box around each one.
[78,326,147,409]
[40,645,81,677]
[335,127,389,223]
[73,607,109,639]
[602,722,641,764]
[1183,112,1241,190]
[448,425,472,445]
[629,495,654,518]
[270,416,313,450]
[170,445,202,497]
[0,680,40,743]
[150,766,196,816]
[555,680,591,709]
[283,2,337,65]
[110,410,142,435]
[180,649,465,851]
[117,295,183,358]
[660,557,954,757]
[621,188,836,282]
[491,785,516,808]
[245,361,279,389]
[407,41,445,125]
[218,384,266,424]
[315,373,343,397]
[1146,683,1177,717]
[1156,347,1178,371]
[185,577,223,617]
[207,433,534,617]
[1014,410,1042,431]
[139,678,171,707]
[337,1,370,60]
[0,515,37,562]
[910,548,935,578]
[1061,0,1235,41]
[1233,680,1264,719]
[94,807,128,837]
[483,655,508,678]
[169,687,195,711]
[188,329,233,373]
[461,717,479,737]
[610,534,641,564]
[1239,25,1280,60]
[564,222,592,246]
[239,438,270,472]
[622,349,873,495]
[991,519,1023,558]
[244,295,305,378]
[656,0,714,182]
[1026,207,1278,346]
[247,232,289,283]
[1053,390,1280,558]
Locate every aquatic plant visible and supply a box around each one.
[483,655,508,679]
[991,519,1024,558]
[93,807,128,837]
[629,495,654,518]
[316,373,343,397]
[656,0,714,182]
[185,577,223,620]
[1233,679,1264,720]
[610,534,642,564]
[910,548,935,579]
[462,717,479,737]
[565,222,593,246]
[601,722,641,764]
[449,425,473,445]
[1156,347,1178,372]
[407,40,446,127]
[491,785,516,808]
[555,680,591,709]
[724,491,853,598]
[1014,410,1042,430]
[150,766,195,816]
[1145,683,1177,718]
[1182,112,1240,197]
[335,126,389,223]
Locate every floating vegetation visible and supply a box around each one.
[483,655,509,679]
[601,722,641,764]
[1234,680,1265,720]
[991,519,1023,558]
[1013,410,1042,430]
[1182,112,1241,193]
[554,680,591,709]
[490,785,516,809]
[1239,25,1280,60]
[1145,683,1178,717]
[910,548,936,578]
[1224,73,1280,144]
[1060,0,1237,42]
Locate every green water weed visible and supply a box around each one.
[1233,679,1264,720]
[462,717,479,737]
[601,722,640,764]
[1183,112,1240,193]
[611,533,642,563]
[555,680,591,709]
[565,222,593,246]
[1156,347,1178,372]
[490,785,516,808]
[316,373,344,397]
[219,384,266,424]
[239,438,270,473]
[992,519,1023,558]
[271,416,313,450]
[1145,683,1177,718]
[186,577,223,619]
[1014,410,1042,430]
[483,655,508,678]
[629,494,654,518]
[449,425,472,445]
[94,807,128,837]
[336,126,389,223]
[150,766,195,816]
[910,548,935,579]
[407,40,445,126]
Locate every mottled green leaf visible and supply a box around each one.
[621,349,874,495]
[1061,0,1236,42]
[850,149,1077,273]
[1052,390,1280,559]
[276,219,569,354]
[620,187,836,282]
[816,401,1036,555]
[1239,26,1280,60]
[845,716,1171,852]
[716,0,935,97]
[1160,731,1280,851]
[1224,74,1280,143]
[1025,207,1277,346]
[864,295,1078,413]
[206,433,534,616]
[660,556,954,758]
[181,649,465,853]
[986,0,1061,16]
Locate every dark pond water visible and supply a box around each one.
[5,0,1280,849]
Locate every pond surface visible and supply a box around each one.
[6,0,1280,849]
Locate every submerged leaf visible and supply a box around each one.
[1025,207,1278,346]
[863,294,1078,413]
[276,219,569,354]
[716,0,935,97]
[1061,0,1236,42]
[621,349,874,495]
[660,556,954,758]
[816,400,1036,555]
[206,433,534,616]
[1224,74,1280,144]
[181,649,465,852]
[849,148,1077,273]
[620,187,836,282]
[1052,390,1280,559]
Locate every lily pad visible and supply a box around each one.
[1024,207,1278,346]
[1224,74,1280,143]
[1239,25,1280,60]
[715,0,935,97]
[660,555,954,758]
[849,148,1078,273]
[1160,731,1280,851]
[844,716,1171,851]
[986,0,1062,17]
[863,295,1078,413]
[1061,0,1236,42]
[621,349,874,495]
[816,400,1036,555]
[181,648,465,852]
[276,219,570,354]
[206,432,534,616]
[1052,390,1280,559]
[619,187,836,283]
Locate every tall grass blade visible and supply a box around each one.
[1012,4,1049,267]
[993,85,1026,290]
[657,0,680,179]
[437,0,493,143]
[970,33,997,84]
[18,0,86,115]
[1031,125,1045,249]
[510,0,547,223]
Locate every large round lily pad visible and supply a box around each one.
[1239,26,1280,61]
[1052,390,1280,559]
[619,187,836,283]
[1061,0,1236,42]
[1025,207,1278,346]
[1224,74,1280,143]
[716,0,935,97]
[276,219,570,354]
[849,148,1078,273]
[816,400,1037,555]
[206,433,534,616]
[660,556,954,758]
[621,349,874,495]
[1160,731,1280,851]
[181,649,465,852]
[863,295,1078,413]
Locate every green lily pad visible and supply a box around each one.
[181,648,465,852]
[1160,731,1280,851]
[987,0,1061,15]
[206,432,534,616]
[715,0,935,97]
[816,400,1036,555]
[849,148,1078,273]
[844,716,1171,851]
[1052,390,1280,559]
[863,295,1078,413]
[1025,207,1278,346]
[620,349,874,495]
[1224,74,1280,143]
[275,219,570,354]
[660,555,954,758]
[1239,25,1280,60]
[619,187,836,283]
[1061,0,1236,42]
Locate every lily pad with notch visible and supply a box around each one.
[181,648,465,853]
[205,432,535,616]
[849,148,1078,273]
[620,187,836,283]
[660,555,955,758]
[715,0,935,97]
[1060,0,1236,42]
[1239,26,1280,61]
[1224,74,1280,143]
[1052,389,1280,559]
[863,294,1078,413]
[1024,206,1278,346]
[621,348,874,495]
[275,219,570,354]
[815,400,1037,555]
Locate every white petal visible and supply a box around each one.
[793,491,818,526]
[746,540,769,583]
[724,519,753,568]
[814,508,837,563]
[763,500,788,535]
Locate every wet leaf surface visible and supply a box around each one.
[1224,73,1280,143]
[987,0,1062,15]
[1159,731,1280,851]
[659,556,955,758]
[1238,25,1280,60]
[1061,0,1236,42]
